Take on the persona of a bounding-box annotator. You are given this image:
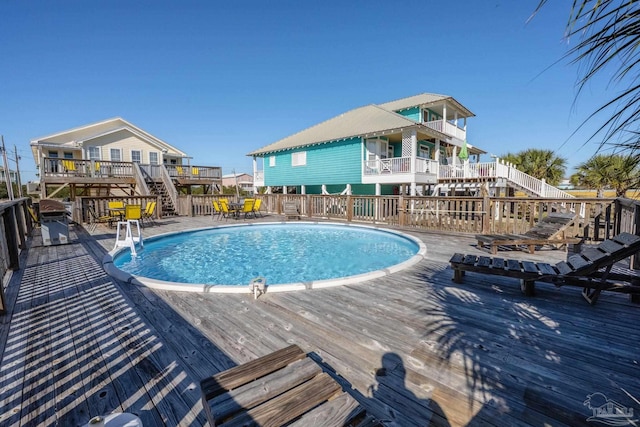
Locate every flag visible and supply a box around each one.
[458,140,469,161]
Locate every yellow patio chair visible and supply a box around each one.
[240,199,255,219]
[252,198,263,217]
[176,166,184,176]
[212,200,222,220]
[142,201,157,226]
[219,199,238,220]
[108,200,125,222]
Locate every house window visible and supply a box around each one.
[48,151,59,158]
[292,151,306,167]
[269,156,276,167]
[419,145,430,159]
[87,146,101,160]
[131,150,142,163]
[149,152,159,165]
[63,152,74,159]
[110,148,122,162]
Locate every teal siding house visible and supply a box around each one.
[248,93,484,196]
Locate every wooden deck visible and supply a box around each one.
[1,215,639,426]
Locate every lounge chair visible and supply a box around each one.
[476,212,582,255]
[200,344,382,427]
[450,232,640,305]
[283,201,300,220]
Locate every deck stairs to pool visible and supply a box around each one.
[432,168,573,198]
[146,179,177,216]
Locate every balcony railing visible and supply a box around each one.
[41,158,222,181]
[165,164,222,180]
[42,158,133,178]
[424,119,466,141]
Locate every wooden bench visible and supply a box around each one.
[200,344,381,426]
[283,202,301,220]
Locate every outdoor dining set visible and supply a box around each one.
[212,198,263,220]
[90,200,157,228]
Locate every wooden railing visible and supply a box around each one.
[73,193,624,242]
[42,158,134,178]
[165,164,222,180]
[0,198,33,314]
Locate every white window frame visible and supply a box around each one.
[87,146,101,160]
[291,151,306,167]
[110,148,122,162]
[149,151,159,165]
[131,149,142,163]
[419,144,431,159]
[269,155,276,167]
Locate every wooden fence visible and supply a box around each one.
[0,198,33,314]
[67,194,634,243]
[171,194,616,241]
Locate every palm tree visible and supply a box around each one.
[534,1,640,154]
[500,149,567,186]
[570,154,640,197]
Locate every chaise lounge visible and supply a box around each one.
[475,212,582,255]
[450,232,640,305]
[200,344,381,426]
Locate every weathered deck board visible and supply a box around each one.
[0,215,639,426]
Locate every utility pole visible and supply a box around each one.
[13,145,23,198]
[1,135,14,200]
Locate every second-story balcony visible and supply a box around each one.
[423,119,466,142]
[40,158,222,183]
[362,157,439,184]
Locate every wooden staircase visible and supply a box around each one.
[146,179,177,216]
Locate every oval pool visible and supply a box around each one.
[104,222,426,293]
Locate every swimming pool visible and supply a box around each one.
[104,222,426,293]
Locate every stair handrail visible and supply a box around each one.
[132,163,151,196]
[160,165,179,211]
[494,158,574,199]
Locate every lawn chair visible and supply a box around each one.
[142,201,157,226]
[218,199,238,220]
[240,198,255,219]
[200,344,382,427]
[212,200,222,220]
[476,212,582,255]
[252,198,263,217]
[283,201,300,220]
[450,232,640,305]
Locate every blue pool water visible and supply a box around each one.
[112,223,421,287]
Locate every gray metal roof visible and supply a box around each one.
[248,104,446,156]
[379,93,475,118]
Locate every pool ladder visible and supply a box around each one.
[114,220,144,256]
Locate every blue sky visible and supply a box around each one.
[0,1,616,182]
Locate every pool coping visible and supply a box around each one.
[102,221,427,294]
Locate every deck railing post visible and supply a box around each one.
[398,195,405,227]
[482,195,491,234]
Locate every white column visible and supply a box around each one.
[410,182,416,196]
[434,140,440,162]
[301,185,306,195]
[346,184,352,195]
[252,157,258,194]
[375,183,381,196]
[410,129,417,174]
[283,185,288,195]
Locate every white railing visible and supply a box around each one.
[424,120,466,140]
[438,160,574,198]
[364,157,412,175]
[415,157,438,173]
